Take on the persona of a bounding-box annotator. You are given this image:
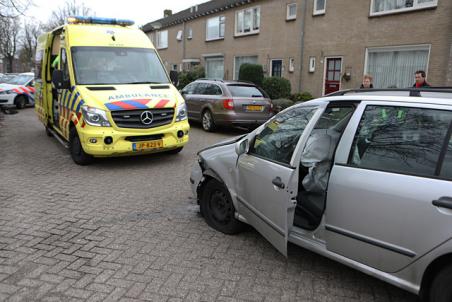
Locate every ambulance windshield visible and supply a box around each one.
[71,47,170,85]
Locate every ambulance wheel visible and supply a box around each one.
[69,127,93,165]
[45,126,52,137]
[200,179,245,234]
[166,147,183,154]
[15,95,26,109]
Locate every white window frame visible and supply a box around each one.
[187,28,193,40]
[205,15,225,41]
[205,56,225,80]
[156,30,168,49]
[233,55,259,80]
[322,56,343,96]
[176,30,183,41]
[364,44,431,86]
[270,59,283,77]
[370,0,438,16]
[286,3,297,20]
[235,6,261,37]
[313,0,326,15]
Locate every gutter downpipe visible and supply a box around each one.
[182,21,186,69]
[298,0,308,92]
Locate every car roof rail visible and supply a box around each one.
[195,78,224,82]
[327,87,452,98]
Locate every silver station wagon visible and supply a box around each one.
[190,88,452,302]
[181,79,273,132]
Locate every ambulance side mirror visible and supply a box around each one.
[52,70,70,90]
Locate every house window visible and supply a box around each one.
[235,6,260,36]
[176,30,183,41]
[156,30,168,49]
[206,16,225,41]
[234,56,258,80]
[365,45,430,89]
[187,28,193,40]
[287,3,297,20]
[271,59,283,77]
[313,0,326,15]
[370,0,437,16]
[205,57,224,79]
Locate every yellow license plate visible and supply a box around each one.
[245,105,264,112]
[132,140,163,151]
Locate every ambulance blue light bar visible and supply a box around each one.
[68,16,135,26]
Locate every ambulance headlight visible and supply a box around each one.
[175,102,187,122]
[81,106,111,127]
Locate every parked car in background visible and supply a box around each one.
[191,88,452,302]
[0,73,35,109]
[181,79,273,132]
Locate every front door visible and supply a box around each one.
[235,106,319,256]
[324,58,341,95]
[325,102,452,273]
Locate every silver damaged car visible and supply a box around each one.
[190,89,452,302]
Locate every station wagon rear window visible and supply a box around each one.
[227,85,265,98]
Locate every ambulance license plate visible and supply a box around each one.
[132,140,163,151]
[245,105,264,112]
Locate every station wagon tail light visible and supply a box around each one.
[67,16,135,26]
[223,99,234,110]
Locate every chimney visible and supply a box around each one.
[164,9,172,18]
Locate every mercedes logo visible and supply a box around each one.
[140,111,153,125]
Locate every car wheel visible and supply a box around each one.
[200,179,245,234]
[429,264,452,302]
[14,95,27,109]
[166,147,183,154]
[69,127,93,165]
[202,110,216,132]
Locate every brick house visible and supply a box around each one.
[142,0,452,96]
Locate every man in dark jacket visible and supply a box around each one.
[413,70,430,88]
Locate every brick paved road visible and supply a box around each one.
[0,109,417,302]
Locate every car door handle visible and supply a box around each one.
[272,177,285,189]
[432,197,452,210]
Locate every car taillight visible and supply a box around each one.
[223,99,234,110]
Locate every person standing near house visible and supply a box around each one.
[413,70,430,88]
[360,74,374,88]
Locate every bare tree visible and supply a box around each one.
[0,0,30,18]
[44,0,93,30]
[19,20,42,71]
[0,16,20,72]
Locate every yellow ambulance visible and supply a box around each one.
[34,17,189,165]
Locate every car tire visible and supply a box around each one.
[429,264,452,302]
[69,127,93,165]
[200,179,245,234]
[166,147,183,154]
[14,95,27,109]
[202,110,216,132]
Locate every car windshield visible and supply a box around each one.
[227,85,265,98]
[71,47,169,85]
[7,74,32,85]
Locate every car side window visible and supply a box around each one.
[440,135,452,180]
[249,106,317,165]
[348,105,452,178]
[183,83,196,95]
[194,83,208,95]
[204,84,222,96]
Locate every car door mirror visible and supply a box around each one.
[51,70,70,90]
[235,139,249,156]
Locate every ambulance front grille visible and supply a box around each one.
[111,108,174,129]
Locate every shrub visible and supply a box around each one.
[271,98,294,113]
[262,77,291,100]
[238,63,264,87]
[290,91,314,103]
[177,66,205,90]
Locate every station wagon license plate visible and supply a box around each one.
[245,105,264,112]
[132,140,163,151]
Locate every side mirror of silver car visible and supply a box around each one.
[235,139,249,156]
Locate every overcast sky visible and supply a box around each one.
[26,0,204,27]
